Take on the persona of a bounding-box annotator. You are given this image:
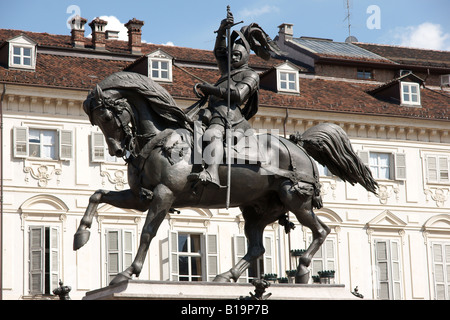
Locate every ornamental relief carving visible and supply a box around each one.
[100,164,128,190]
[371,183,400,205]
[24,161,62,187]
[424,187,449,207]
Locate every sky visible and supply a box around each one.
[0,0,449,51]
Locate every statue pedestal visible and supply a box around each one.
[83,280,361,300]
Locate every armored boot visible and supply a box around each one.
[188,136,224,188]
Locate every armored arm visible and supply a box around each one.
[197,71,259,105]
[214,12,234,74]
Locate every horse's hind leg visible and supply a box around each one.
[278,181,330,283]
[214,206,268,283]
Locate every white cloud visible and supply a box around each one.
[239,5,279,19]
[393,22,450,50]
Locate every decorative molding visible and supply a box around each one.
[24,162,62,187]
[375,184,400,204]
[100,168,127,190]
[424,187,449,207]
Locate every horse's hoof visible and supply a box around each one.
[213,274,232,282]
[73,229,90,250]
[295,270,310,284]
[109,272,132,286]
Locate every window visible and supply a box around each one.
[375,239,402,300]
[106,229,135,284]
[426,155,449,184]
[359,151,406,181]
[357,69,373,80]
[7,35,37,70]
[431,242,450,300]
[170,232,218,281]
[276,62,300,94]
[13,127,73,160]
[150,59,172,81]
[12,45,32,66]
[279,72,297,91]
[311,238,336,277]
[29,226,59,295]
[91,132,121,163]
[400,82,421,106]
[370,152,391,180]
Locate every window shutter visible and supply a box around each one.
[394,153,407,180]
[432,243,450,300]
[107,230,120,284]
[169,231,179,281]
[123,230,134,269]
[49,227,60,292]
[91,132,106,162]
[438,156,449,183]
[390,240,402,299]
[358,151,370,166]
[375,240,390,300]
[263,236,274,274]
[206,234,218,281]
[13,126,28,158]
[375,239,402,300]
[426,156,438,183]
[234,235,248,283]
[59,129,73,160]
[29,226,44,294]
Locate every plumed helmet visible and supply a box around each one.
[230,30,251,69]
[231,41,250,69]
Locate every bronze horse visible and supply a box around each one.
[74,72,377,285]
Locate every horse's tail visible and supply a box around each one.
[290,123,378,194]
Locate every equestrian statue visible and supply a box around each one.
[73,8,378,286]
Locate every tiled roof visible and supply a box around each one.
[289,37,396,64]
[354,43,450,69]
[0,28,449,121]
[259,77,449,121]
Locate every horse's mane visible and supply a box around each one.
[85,71,192,130]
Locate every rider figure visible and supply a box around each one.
[190,11,260,187]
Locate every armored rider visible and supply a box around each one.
[189,10,260,187]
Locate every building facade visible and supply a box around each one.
[1,17,449,300]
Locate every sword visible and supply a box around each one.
[223,6,243,209]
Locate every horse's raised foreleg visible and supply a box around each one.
[73,189,152,251]
[109,184,174,285]
[278,181,330,283]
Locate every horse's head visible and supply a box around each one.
[84,85,135,158]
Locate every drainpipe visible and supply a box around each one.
[0,84,5,300]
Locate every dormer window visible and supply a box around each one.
[7,34,37,70]
[148,49,173,82]
[276,62,300,94]
[400,82,420,106]
[151,60,170,81]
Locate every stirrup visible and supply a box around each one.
[188,170,226,188]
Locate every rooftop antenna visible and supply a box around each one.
[344,0,352,38]
[344,0,358,43]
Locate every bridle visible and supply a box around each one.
[91,96,139,158]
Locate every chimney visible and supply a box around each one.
[69,16,87,48]
[89,18,108,50]
[125,18,144,54]
[106,30,119,40]
[278,23,294,42]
